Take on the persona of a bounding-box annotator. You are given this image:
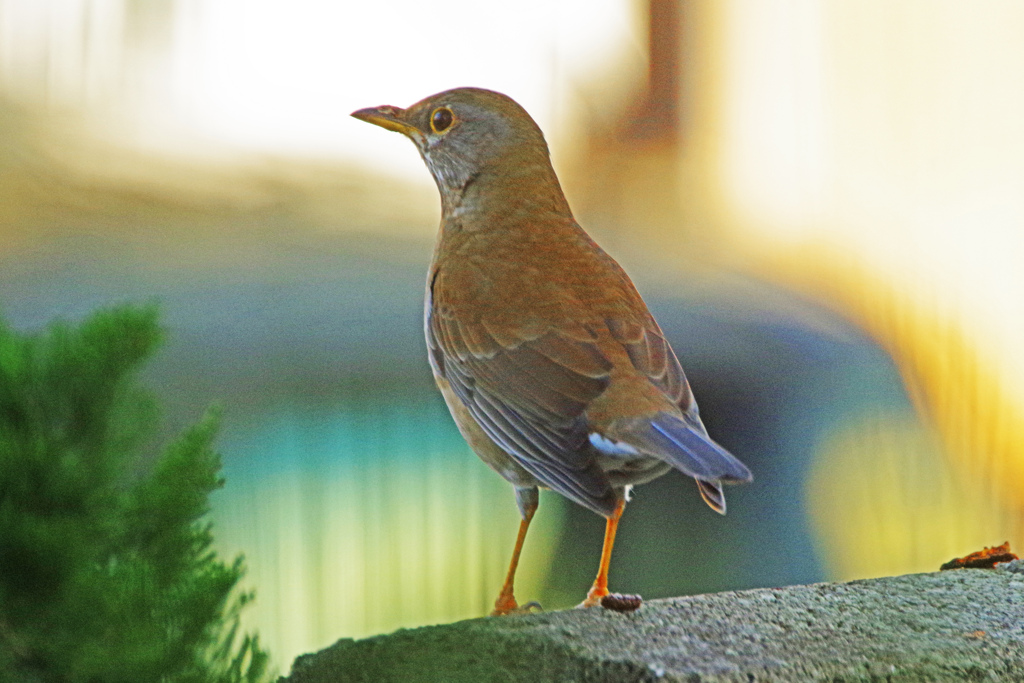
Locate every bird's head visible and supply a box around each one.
[352,88,565,215]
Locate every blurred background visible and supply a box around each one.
[2,0,1023,672]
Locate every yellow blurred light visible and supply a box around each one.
[707,0,1024,576]
[807,413,1014,580]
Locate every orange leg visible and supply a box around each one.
[580,499,626,608]
[491,499,538,616]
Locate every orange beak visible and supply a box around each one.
[351,105,419,137]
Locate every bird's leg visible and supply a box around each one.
[491,490,539,616]
[580,499,626,608]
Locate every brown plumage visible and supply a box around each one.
[352,87,751,613]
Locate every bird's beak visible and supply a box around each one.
[351,105,419,137]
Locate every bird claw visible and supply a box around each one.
[577,584,608,609]
[490,600,542,617]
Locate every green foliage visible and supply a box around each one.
[0,304,269,683]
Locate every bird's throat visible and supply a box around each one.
[439,165,573,233]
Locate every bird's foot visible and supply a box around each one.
[577,584,607,609]
[491,594,542,617]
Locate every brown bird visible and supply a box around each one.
[352,88,751,614]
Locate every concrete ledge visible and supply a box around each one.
[281,561,1024,682]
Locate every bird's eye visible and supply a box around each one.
[430,107,454,134]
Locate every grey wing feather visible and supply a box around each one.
[429,306,619,516]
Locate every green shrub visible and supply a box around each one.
[0,304,268,682]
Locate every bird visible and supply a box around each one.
[352,87,751,614]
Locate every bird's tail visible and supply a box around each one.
[615,412,751,514]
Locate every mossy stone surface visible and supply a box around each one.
[282,562,1024,682]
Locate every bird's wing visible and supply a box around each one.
[428,299,620,516]
[606,314,694,414]
[605,314,752,487]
